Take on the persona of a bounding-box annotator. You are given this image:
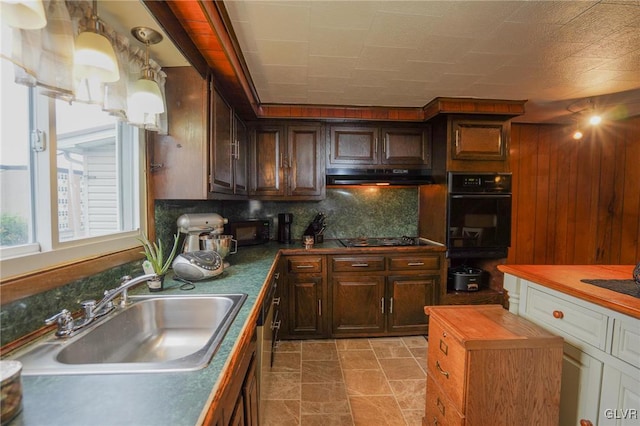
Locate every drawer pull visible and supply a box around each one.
[435,360,449,378]
[436,397,445,415]
[433,416,439,425]
[351,263,369,267]
[296,265,314,269]
[407,262,425,266]
[273,297,281,306]
[439,339,448,355]
[552,310,564,319]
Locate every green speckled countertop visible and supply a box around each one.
[10,240,443,426]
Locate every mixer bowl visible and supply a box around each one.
[202,235,237,259]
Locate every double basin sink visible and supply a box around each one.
[12,294,247,375]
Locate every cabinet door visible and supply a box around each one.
[560,342,603,426]
[451,119,506,161]
[387,275,435,334]
[151,67,208,200]
[329,125,378,165]
[234,116,248,195]
[380,127,430,166]
[287,274,326,338]
[243,355,259,426]
[599,364,640,426]
[331,275,385,336]
[249,125,285,197]
[211,89,234,194]
[288,124,325,198]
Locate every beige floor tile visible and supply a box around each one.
[301,341,339,361]
[401,335,428,348]
[372,344,413,359]
[301,360,344,383]
[272,351,301,372]
[301,413,354,426]
[339,349,379,370]
[350,395,406,426]
[262,372,301,400]
[343,369,392,396]
[409,346,427,362]
[379,357,426,380]
[261,399,301,426]
[277,340,302,352]
[388,379,426,410]
[301,382,350,414]
[336,338,372,351]
[402,409,425,426]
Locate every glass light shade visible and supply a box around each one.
[129,77,164,114]
[74,30,120,83]
[0,0,46,29]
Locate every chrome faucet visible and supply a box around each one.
[45,273,157,338]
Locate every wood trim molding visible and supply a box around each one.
[0,248,144,306]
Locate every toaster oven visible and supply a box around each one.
[225,219,271,246]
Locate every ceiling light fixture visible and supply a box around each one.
[129,26,164,114]
[0,0,47,29]
[589,114,602,126]
[74,0,120,83]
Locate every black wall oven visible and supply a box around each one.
[447,172,512,258]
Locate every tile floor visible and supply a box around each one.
[260,336,428,426]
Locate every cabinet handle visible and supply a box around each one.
[274,272,280,279]
[271,319,281,331]
[381,297,385,314]
[318,299,322,316]
[389,297,393,314]
[407,262,425,266]
[455,129,460,150]
[273,297,280,306]
[374,137,378,155]
[579,420,593,426]
[435,360,449,378]
[296,265,314,269]
[433,416,438,425]
[552,310,564,319]
[351,263,369,267]
[436,397,445,416]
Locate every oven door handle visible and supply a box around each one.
[450,194,511,198]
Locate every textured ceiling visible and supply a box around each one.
[222,0,640,123]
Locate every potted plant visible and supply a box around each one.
[139,233,180,291]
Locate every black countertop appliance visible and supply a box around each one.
[278,213,293,244]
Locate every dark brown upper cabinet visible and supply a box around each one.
[249,123,325,200]
[329,125,430,168]
[451,119,506,161]
[151,67,247,200]
[211,90,248,197]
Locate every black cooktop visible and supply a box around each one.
[338,236,429,247]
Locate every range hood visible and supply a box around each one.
[326,168,432,186]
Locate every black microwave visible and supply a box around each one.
[225,219,270,246]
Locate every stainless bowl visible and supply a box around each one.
[204,234,237,259]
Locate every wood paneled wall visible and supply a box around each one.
[508,116,640,265]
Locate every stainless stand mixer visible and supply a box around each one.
[177,213,227,252]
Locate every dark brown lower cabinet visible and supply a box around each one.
[204,329,258,426]
[278,253,443,339]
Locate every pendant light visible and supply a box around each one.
[74,0,119,83]
[0,0,47,29]
[128,26,164,114]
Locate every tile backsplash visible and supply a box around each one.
[1,187,418,346]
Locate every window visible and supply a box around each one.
[0,60,146,279]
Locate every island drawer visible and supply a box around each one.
[425,374,464,426]
[611,317,640,368]
[330,256,385,272]
[523,285,609,351]
[427,316,467,413]
[387,255,440,271]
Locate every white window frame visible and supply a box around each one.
[0,91,147,280]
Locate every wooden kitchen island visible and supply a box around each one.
[499,264,640,426]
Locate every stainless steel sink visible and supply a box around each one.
[12,294,247,375]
